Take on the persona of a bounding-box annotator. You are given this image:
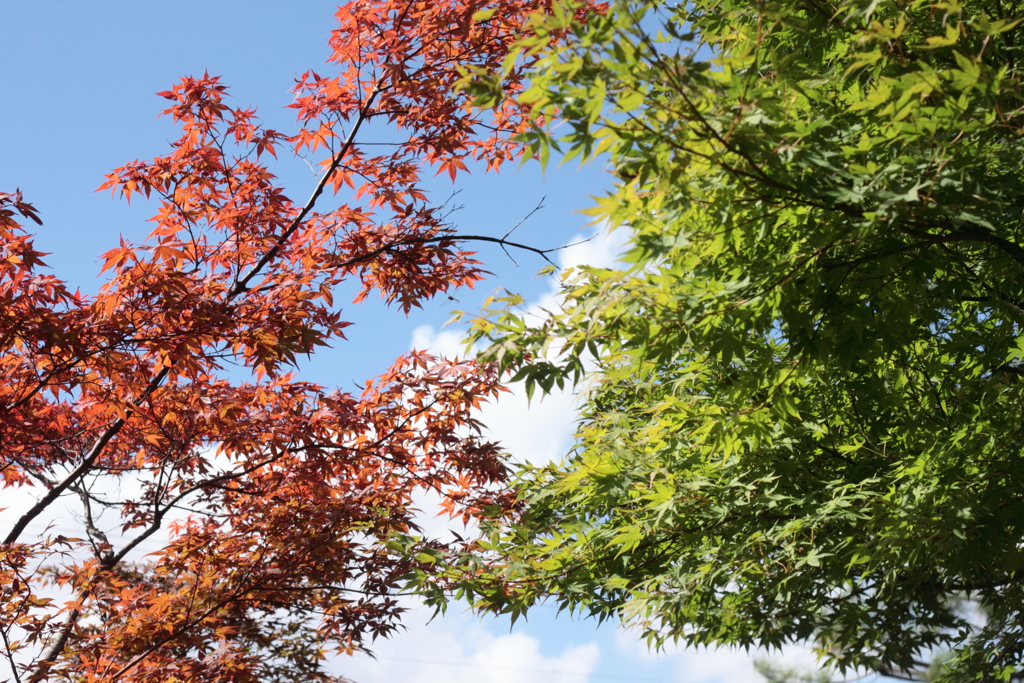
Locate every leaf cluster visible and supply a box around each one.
[449,0,1024,680]
[0,0,602,681]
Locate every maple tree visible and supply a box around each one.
[0,1,599,681]
[445,0,1024,680]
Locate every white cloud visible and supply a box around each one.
[610,626,830,683]
[407,486,479,541]
[557,221,626,271]
[412,319,581,467]
[479,383,579,466]
[410,314,583,465]
[333,605,834,683]
[673,647,761,683]
[337,605,600,683]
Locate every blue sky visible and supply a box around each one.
[0,3,834,682]
[0,1,608,382]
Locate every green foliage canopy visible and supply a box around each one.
[451,0,1024,679]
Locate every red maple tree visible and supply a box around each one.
[0,1,596,681]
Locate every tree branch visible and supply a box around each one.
[3,87,382,549]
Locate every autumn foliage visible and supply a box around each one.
[0,1,594,681]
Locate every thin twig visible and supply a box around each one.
[497,197,546,265]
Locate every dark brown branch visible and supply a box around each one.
[0,625,22,683]
[3,366,169,546]
[333,233,585,271]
